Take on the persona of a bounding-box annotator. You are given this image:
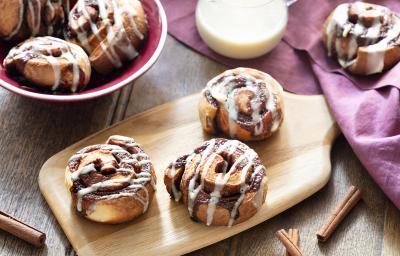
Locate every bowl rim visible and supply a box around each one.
[0,0,168,102]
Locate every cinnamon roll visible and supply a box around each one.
[164,138,267,226]
[323,2,400,75]
[3,36,91,92]
[65,0,148,74]
[199,68,284,141]
[0,0,68,41]
[65,135,156,224]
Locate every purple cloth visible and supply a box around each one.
[160,0,400,208]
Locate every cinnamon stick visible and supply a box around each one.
[276,229,303,256]
[317,186,362,242]
[0,211,46,247]
[285,229,299,256]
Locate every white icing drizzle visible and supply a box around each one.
[71,163,96,181]
[325,2,400,74]
[365,50,385,74]
[28,0,41,36]
[71,136,154,213]
[167,151,204,203]
[96,0,123,67]
[228,165,265,227]
[108,135,134,142]
[109,0,139,60]
[167,162,182,202]
[206,147,257,226]
[5,0,24,40]
[46,0,56,35]
[181,139,264,226]
[187,139,216,216]
[6,36,89,92]
[110,149,131,154]
[117,167,135,173]
[74,3,93,54]
[121,157,149,164]
[46,48,61,91]
[107,135,140,148]
[6,0,65,40]
[100,172,154,212]
[70,0,144,68]
[98,145,121,151]
[121,0,143,40]
[206,68,280,137]
[76,175,130,211]
[68,152,86,162]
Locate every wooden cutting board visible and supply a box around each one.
[38,91,340,256]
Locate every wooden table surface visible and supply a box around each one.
[0,36,399,256]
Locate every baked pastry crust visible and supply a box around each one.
[65,0,148,74]
[3,36,91,92]
[199,68,284,141]
[0,0,68,41]
[164,138,268,226]
[323,2,400,75]
[66,135,156,224]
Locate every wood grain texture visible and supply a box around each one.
[38,91,339,255]
[0,35,398,255]
[0,88,123,256]
[384,203,400,256]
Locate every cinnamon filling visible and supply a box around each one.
[65,0,148,73]
[1,0,68,41]
[325,2,400,74]
[68,136,155,214]
[4,37,91,92]
[205,70,278,137]
[165,138,266,226]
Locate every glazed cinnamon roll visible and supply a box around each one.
[164,138,267,226]
[66,135,156,224]
[0,0,68,41]
[3,36,91,92]
[65,0,148,74]
[323,2,400,75]
[199,68,284,141]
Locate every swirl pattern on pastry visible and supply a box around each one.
[323,2,400,75]
[0,0,68,41]
[3,36,91,92]
[65,0,148,74]
[199,68,284,141]
[164,138,267,226]
[66,135,156,224]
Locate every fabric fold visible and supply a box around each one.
[160,0,400,208]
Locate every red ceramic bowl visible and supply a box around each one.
[0,0,167,102]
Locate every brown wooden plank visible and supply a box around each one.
[383,202,400,256]
[0,88,123,256]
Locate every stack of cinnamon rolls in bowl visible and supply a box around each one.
[0,0,167,101]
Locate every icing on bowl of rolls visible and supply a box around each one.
[0,0,167,102]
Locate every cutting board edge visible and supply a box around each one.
[37,91,341,255]
[39,143,334,256]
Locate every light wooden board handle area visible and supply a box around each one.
[38,91,340,255]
